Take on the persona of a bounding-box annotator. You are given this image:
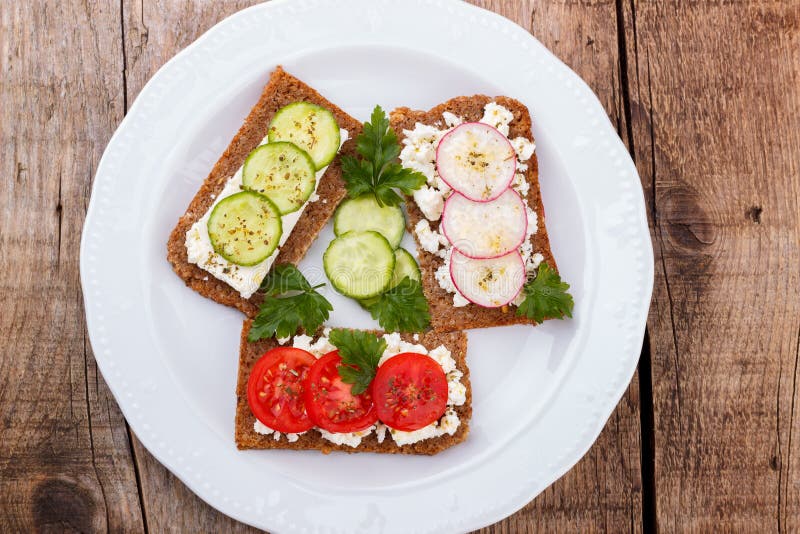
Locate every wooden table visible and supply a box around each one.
[2,1,798,531]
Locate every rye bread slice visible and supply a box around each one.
[390,96,558,332]
[235,320,471,455]
[167,66,361,317]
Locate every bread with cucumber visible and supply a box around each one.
[167,66,361,317]
[390,96,573,333]
[235,320,471,455]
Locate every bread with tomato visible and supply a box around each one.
[234,320,471,455]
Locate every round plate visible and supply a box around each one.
[80,0,654,532]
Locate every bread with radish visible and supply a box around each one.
[390,96,573,332]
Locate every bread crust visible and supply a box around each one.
[390,96,558,332]
[235,321,471,455]
[166,66,361,317]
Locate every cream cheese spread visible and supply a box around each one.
[185,129,348,298]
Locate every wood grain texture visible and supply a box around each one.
[0,1,145,532]
[620,0,800,531]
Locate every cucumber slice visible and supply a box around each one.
[359,248,420,307]
[390,248,421,286]
[207,191,282,266]
[242,142,316,214]
[268,102,341,169]
[333,194,405,249]
[323,231,395,299]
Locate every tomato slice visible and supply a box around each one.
[303,351,378,433]
[371,352,448,431]
[247,347,317,434]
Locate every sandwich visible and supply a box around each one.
[235,320,471,455]
[167,66,361,317]
[390,96,572,332]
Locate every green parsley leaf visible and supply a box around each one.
[363,277,431,333]
[515,263,574,323]
[328,329,387,394]
[247,264,333,341]
[259,262,318,294]
[340,157,374,197]
[357,106,400,171]
[340,105,426,207]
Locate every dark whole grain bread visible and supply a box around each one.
[235,320,471,455]
[390,96,558,333]
[167,66,361,317]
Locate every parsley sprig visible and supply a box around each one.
[340,106,426,206]
[363,277,431,333]
[247,264,333,341]
[516,263,574,323]
[328,329,386,395]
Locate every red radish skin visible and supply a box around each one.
[449,249,525,308]
[435,122,516,202]
[440,189,528,259]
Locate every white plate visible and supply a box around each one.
[81,0,653,532]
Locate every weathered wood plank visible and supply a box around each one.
[473,1,644,532]
[620,0,800,530]
[0,1,144,532]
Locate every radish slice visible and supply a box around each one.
[449,249,525,308]
[441,189,527,259]
[436,122,516,202]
